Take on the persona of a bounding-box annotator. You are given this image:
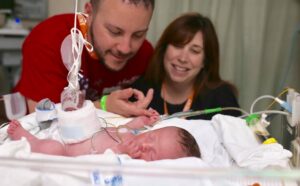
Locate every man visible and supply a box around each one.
[14,0,155,116]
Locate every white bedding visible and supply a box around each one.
[0,110,294,186]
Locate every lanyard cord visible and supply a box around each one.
[162,83,194,115]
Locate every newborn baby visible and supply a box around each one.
[7,114,200,161]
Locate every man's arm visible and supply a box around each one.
[27,99,38,113]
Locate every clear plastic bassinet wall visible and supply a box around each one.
[0,156,299,186]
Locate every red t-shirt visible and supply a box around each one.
[14,14,154,103]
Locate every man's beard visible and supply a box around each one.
[89,20,134,71]
[89,21,106,66]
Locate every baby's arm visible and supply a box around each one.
[124,108,159,129]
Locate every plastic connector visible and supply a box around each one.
[260,113,270,128]
[274,97,292,113]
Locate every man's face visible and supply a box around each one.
[120,127,187,161]
[87,0,153,71]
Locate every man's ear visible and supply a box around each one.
[84,2,93,16]
[84,2,94,27]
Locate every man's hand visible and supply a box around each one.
[105,88,154,117]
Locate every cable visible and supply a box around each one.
[161,107,249,120]
[90,117,122,154]
[250,95,276,114]
[98,116,121,143]
[250,94,292,114]
[265,88,289,110]
[240,110,290,118]
[219,107,249,115]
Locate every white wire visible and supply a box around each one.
[250,95,276,114]
[74,0,78,30]
[240,110,290,118]
[221,107,249,116]
[66,0,84,90]
[68,28,84,90]
[66,0,94,91]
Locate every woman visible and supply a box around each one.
[131,12,241,120]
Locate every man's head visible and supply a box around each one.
[85,0,154,71]
[119,126,200,161]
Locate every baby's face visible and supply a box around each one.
[119,127,187,161]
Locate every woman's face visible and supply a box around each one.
[163,31,205,85]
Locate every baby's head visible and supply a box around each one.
[119,126,200,161]
[177,127,201,158]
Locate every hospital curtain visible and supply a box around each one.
[147,0,300,111]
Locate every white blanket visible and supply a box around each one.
[211,114,292,169]
[0,111,293,186]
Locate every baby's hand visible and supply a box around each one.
[148,108,159,116]
[118,139,141,159]
[125,109,159,129]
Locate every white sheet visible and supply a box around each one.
[0,110,294,186]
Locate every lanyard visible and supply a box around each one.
[162,83,194,115]
[77,13,99,60]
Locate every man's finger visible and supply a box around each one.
[125,105,152,117]
[116,88,134,99]
[132,89,145,101]
[137,88,153,108]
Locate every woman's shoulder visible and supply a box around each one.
[210,81,238,97]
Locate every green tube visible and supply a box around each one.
[204,107,222,114]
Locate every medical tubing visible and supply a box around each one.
[217,107,249,115]
[203,107,248,115]
[167,107,248,119]
[274,98,292,113]
[241,110,290,118]
[204,107,222,114]
[67,0,93,91]
[250,95,292,114]
[250,95,276,114]
[66,0,80,90]
[99,116,121,143]
[265,88,289,110]
[73,0,78,30]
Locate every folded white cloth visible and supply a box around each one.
[235,143,292,169]
[0,137,31,158]
[211,114,292,169]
